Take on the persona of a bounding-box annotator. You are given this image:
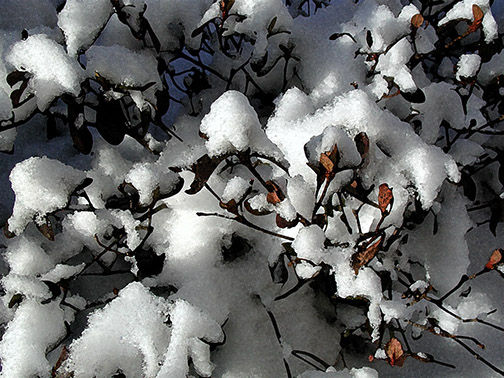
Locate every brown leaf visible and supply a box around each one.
[3,222,16,239]
[6,70,29,87]
[473,4,484,23]
[244,199,273,216]
[219,199,239,215]
[354,132,369,162]
[186,154,229,195]
[467,4,484,33]
[220,0,235,19]
[385,338,406,367]
[378,183,393,214]
[276,214,298,229]
[52,346,70,378]
[266,180,285,204]
[319,153,334,173]
[352,236,382,274]
[486,249,503,270]
[37,220,55,241]
[411,14,424,29]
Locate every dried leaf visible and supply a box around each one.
[461,171,477,201]
[473,4,484,23]
[486,249,503,270]
[220,0,235,19]
[411,14,424,29]
[352,236,382,274]
[276,214,298,229]
[244,199,273,216]
[266,180,285,204]
[8,293,23,308]
[269,253,288,285]
[319,153,334,173]
[319,144,339,175]
[6,70,28,87]
[378,183,393,214]
[4,222,16,239]
[354,132,369,162]
[400,88,426,103]
[366,30,373,48]
[95,100,127,145]
[219,199,239,215]
[186,154,229,195]
[37,220,55,241]
[52,346,70,378]
[467,4,484,33]
[385,338,406,367]
[268,17,277,34]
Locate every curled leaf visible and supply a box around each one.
[467,4,484,34]
[4,222,16,239]
[320,144,339,175]
[6,70,29,87]
[385,338,406,367]
[486,249,503,270]
[8,293,23,308]
[378,184,393,214]
[186,154,230,195]
[219,199,239,215]
[266,180,285,205]
[400,88,425,103]
[276,214,298,229]
[37,220,55,241]
[366,30,373,48]
[244,199,273,216]
[319,153,334,173]
[220,0,235,20]
[352,236,382,274]
[411,14,424,29]
[354,132,369,162]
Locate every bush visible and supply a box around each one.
[0,0,504,376]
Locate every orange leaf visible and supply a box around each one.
[220,0,235,20]
[385,338,406,367]
[378,183,393,213]
[467,4,483,33]
[319,144,339,174]
[352,236,382,274]
[411,14,424,29]
[320,153,334,173]
[266,180,285,205]
[473,4,484,23]
[486,249,503,270]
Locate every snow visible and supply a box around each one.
[6,34,84,111]
[456,54,482,81]
[8,156,86,235]
[375,37,416,93]
[86,45,161,91]
[157,299,224,377]
[292,225,326,264]
[200,90,283,160]
[0,301,65,377]
[58,0,113,56]
[438,0,498,44]
[0,0,504,377]
[5,236,53,276]
[65,282,170,377]
[221,176,250,203]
